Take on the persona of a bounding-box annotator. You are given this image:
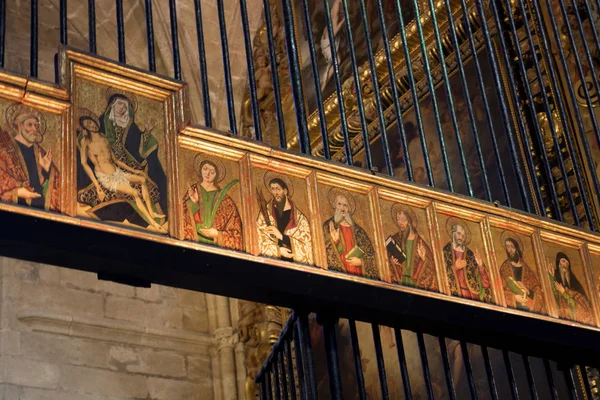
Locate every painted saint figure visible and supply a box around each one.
[78,108,166,233]
[98,88,168,217]
[443,217,492,302]
[324,188,377,279]
[257,172,313,264]
[183,155,243,251]
[386,204,437,290]
[548,252,593,325]
[0,104,60,211]
[498,232,544,313]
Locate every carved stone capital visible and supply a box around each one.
[213,326,239,350]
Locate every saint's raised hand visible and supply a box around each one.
[39,149,52,172]
[417,241,426,260]
[475,249,483,267]
[188,187,199,204]
[329,221,340,244]
[266,225,283,240]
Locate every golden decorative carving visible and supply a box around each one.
[238,301,289,399]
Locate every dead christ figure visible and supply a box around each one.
[78,109,166,232]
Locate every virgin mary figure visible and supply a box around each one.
[182,154,243,251]
[99,88,168,217]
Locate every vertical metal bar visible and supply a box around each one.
[488,0,560,220]
[321,0,352,164]
[520,0,597,229]
[296,313,318,399]
[458,0,510,206]
[579,366,594,400]
[261,0,286,148]
[338,0,373,170]
[273,359,282,400]
[371,325,389,400]
[394,0,433,185]
[393,328,412,400]
[373,0,412,179]
[193,0,212,127]
[144,0,156,72]
[216,0,237,133]
[481,346,499,400]
[522,355,539,400]
[280,0,310,153]
[278,350,289,400]
[460,341,480,400]
[416,332,434,400]
[407,0,454,190]
[168,0,181,80]
[30,0,38,77]
[292,323,307,400]
[59,0,67,45]
[260,376,268,400]
[502,350,520,400]
[116,0,126,63]
[285,339,298,400]
[542,359,559,400]
[322,317,343,400]
[502,0,577,225]
[0,0,5,67]
[239,0,262,141]
[564,366,580,400]
[357,0,393,175]
[88,0,96,54]
[438,338,457,400]
[474,0,536,213]
[534,0,600,230]
[299,0,329,159]
[424,0,473,195]
[443,0,492,200]
[349,320,367,400]
[266,368,273,400]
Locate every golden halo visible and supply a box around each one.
[263,171,294,198]
[500,231,524,253]
[193,153,226,183]
[77,108,101,131]
[106,87,138,112]
[327,187,356,215]
[445,216,471,246]
[5,103,46,136]
[391,203,418,229]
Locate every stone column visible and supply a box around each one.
[209,295,240,400]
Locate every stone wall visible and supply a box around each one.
[0,257,245,399]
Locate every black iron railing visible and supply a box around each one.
[256,311,599,399]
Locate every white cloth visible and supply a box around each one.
[96,167,131,193]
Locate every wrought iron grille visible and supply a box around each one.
[256,311,600,400]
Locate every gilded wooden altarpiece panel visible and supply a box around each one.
[0,47,598,334]
[59,48,187,236]
[539,231,599,327]
[376,188,439,292]
[432,203,498,304]
[0,71,71,215]
[487,216,549,315]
